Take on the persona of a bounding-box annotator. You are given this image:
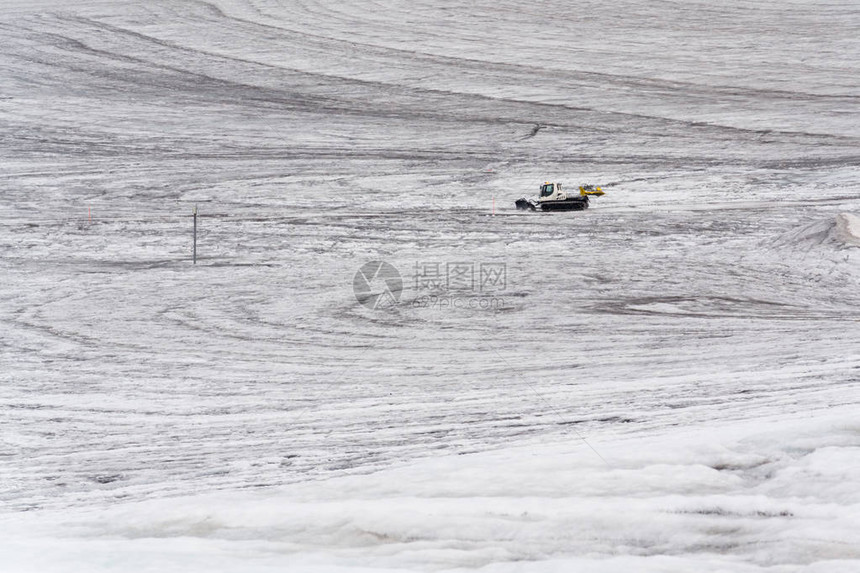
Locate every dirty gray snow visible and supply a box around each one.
[1,1,859,572]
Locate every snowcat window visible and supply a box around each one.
[541,184,554,196]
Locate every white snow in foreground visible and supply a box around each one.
[3,410,860,572]
[2,0,860,571]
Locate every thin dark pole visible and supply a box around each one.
[193,204,197,264]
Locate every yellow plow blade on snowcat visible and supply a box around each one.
[579,185,605,196]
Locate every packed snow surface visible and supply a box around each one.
[1,0,859,571]
[4,411,860,572]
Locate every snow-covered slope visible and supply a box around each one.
[4,410,860,572]
[1,1,859,571]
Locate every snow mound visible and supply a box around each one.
[774,213,860,249]
[834,213,860,247]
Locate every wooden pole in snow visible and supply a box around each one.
[193,204,197,265]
